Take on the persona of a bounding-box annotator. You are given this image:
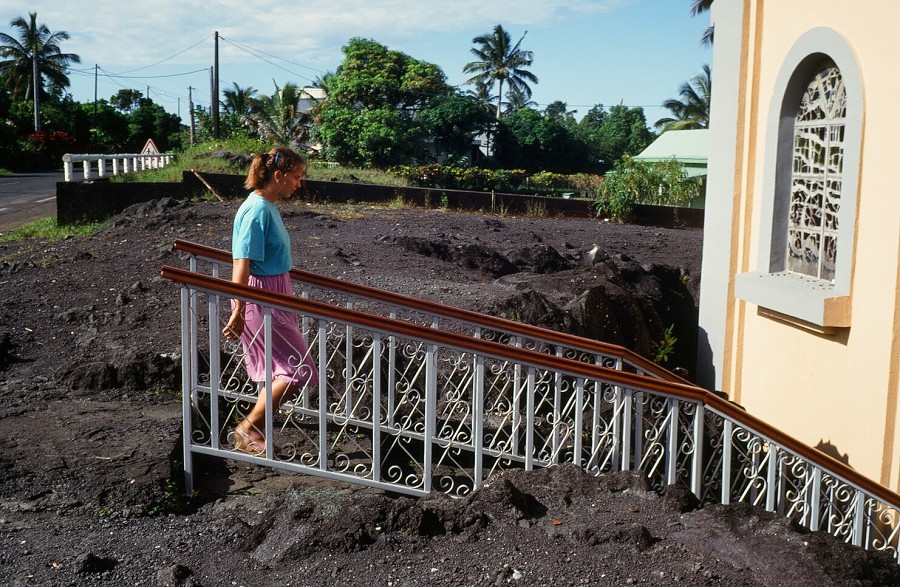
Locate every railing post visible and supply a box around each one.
[809,467,822,531]
[424,343,438,492]
[852,489,865,547]
[124,156,131,173]
[589,379,601,472]
[372,333,382,483]
[766,444,779,512]
[722,419,733,504]
[691,404,704,498]
[666,400,679,486]
[552,348,563,465]
[63,154,73,182]
[621,388,633,471]
[573,378,584,468]
[98,157,106,178]
[318,320,328,470]
[473,354,485,488]
[208,290,221,449]
[82,160,91,180]
[387,309,397,427]
[263,309,274,460]
[112,157,120,176]
[525,367,535,471]
[180,285,194,496]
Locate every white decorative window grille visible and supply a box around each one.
[788,65,845,281]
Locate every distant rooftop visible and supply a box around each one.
[300,87,327,101]
[635,129,708,166]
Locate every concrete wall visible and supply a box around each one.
[57,172,704,228]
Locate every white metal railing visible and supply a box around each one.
[162,260,900,563]
[173,240,684,383]
[62,152,173,182]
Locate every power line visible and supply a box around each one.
[108,34,214,75]
[218,35,324,85]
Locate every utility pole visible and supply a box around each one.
[188,86,195,145]
[93,64,98,122]
[32,54,41,132]
[213,31,220,139]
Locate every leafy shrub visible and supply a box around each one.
[594,155,702,221]
[387,164,597,196]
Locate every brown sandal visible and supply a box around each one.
[232,427,282,458]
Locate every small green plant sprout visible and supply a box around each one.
[651,324,677,365]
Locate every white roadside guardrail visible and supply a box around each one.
[62,152,174,182]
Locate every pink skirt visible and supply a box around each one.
[236,273,318,387]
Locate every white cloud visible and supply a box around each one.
[2,0,631,68]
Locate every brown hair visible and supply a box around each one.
[244,147,307,190]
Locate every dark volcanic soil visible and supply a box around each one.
[0,197,897,587]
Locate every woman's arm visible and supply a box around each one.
[223,258,251,339]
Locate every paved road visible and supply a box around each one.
[0,171,63,233]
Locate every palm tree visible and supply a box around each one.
[503,85,536,115]
[655,64,711,132]
[222,83,258,117]
[464,78,496,115]
[463,24,538,119]
[312,71,335,93]
[246,82,313,146]
[544,100,577,122]
[691,0,715,46]
[0,12,81,131]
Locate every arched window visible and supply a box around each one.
[735,29,862,329]
[788,63,845,281]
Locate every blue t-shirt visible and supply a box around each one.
[231,193,292,276]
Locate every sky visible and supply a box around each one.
[1,0,712,126]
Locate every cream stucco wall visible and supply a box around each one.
[702,0,900,491]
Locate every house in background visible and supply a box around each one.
[698,0,900,492]
[633,128,708,208]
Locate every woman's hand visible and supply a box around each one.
[224,258,251,340]
[223,307,244,340]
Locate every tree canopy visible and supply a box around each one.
[312,38,454,167]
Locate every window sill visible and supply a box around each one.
[734,271,851,329]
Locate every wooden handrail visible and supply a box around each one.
[172,239,686,383]
[163,263,900,510]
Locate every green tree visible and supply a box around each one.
[80,99,129,151]
[125,98,183,152]
[417,92,493,163]
[595,154,703,221]
[463,24,538,119]
[464,78,495,114]
[246,82,313,146]
[655,64,711,131]
[110,89,144,113]
[581,104,654,173]
[222,83,257,116]
[219,83,259,140]
[504,85,536,115]
[493,107,591,173]
[0,12,80,131]
[313,38,451,166]
[544,101,578,123]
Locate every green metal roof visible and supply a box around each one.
[635,129,709,166]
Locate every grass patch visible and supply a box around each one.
[0,217,106,242]
[108,137,409,188]
[305,163,406,187]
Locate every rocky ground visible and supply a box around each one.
[0,196,898,586]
